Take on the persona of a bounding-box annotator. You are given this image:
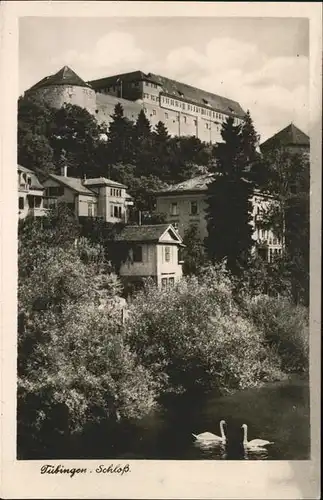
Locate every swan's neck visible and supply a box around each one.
[220,421,225,440]
[243,425,248,444]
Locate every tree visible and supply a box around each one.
[49,103,103,177]
[257,149,309,305]
[133,110,154,177]
[17,215,158,458]
[106,103,134,165]
[18,94,56,173]
[205,117,254,275]
[182,224,207,276]
[240,110,262,183]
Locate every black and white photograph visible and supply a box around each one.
[0,1,321,499]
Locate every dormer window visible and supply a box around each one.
[202,98,208,105]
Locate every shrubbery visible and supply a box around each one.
[125,264,284,396]
[244,295,309,373]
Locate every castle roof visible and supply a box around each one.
[28,66,92,92]
[88,70,246,118]
[114,224,183,244]
[261,123,310,150]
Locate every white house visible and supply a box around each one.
[114,224,184,291]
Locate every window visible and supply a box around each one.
[183,116,187,123]
[176,115,179,121]
[168,277,175,287]
[113,205,122,218]
[161,277,168,290]
[133,245,143,262]
[190,201,198,215]
[165,112,169,119]
[170,100,174,106]
[46,186,64,197]
[194,119,197,126]
[88,202,95,217]
[173,222,179,230]
[175,101,178,107]
[153,109,156,115]
[170,202,178,215]
[165,246,171,262]
[18,197,24,210]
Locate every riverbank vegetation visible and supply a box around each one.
[18,211,308,458]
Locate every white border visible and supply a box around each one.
[1,2,321,499]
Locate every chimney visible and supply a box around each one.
[60,165,68,177]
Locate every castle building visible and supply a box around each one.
[260,123,310,156]
[154,173,283,263]
[25,66,246,144]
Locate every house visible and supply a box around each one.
[41,166,133,222]
[260,123,310,156]
[25,65,246,145]
[114,224,184,292]
[18,165,47,219]
[154,173,283,263]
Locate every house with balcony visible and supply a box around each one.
[18,165,47,219]
[42,167,133,223]
[114,223,184,293]
[154,173,283,263]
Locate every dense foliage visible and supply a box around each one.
[17,211,158,458]
[255,149,310,305]
[205,116,257,275]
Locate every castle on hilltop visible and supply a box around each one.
[24,66,246,144]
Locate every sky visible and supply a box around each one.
[19,16,309,142]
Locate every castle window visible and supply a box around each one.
[183,116,187,123]
[175,101,178,107]
[194,119,197,126]
[170,100,174,106]
[165,112,169,119]
[19,197,24,210]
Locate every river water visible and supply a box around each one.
[102,376,310,461]
[25,376,309,460]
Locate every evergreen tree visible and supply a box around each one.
[107,103,134,165]
[150,121,172,181]
[240,110,262,182]
[182,224,207,276]
[205,117,254,275]
[132,109,153,177]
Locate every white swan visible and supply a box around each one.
[241,423,274,449]
[192,420,227,444]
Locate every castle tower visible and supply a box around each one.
[25,65,97,115]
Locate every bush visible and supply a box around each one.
[125,264,283,396]
[245,295,309,373]
[18,231,157,457]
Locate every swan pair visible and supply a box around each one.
[193,421,273,450]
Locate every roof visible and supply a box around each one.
[83,177,127,188]
[261,123,310,150]
[18,164,44,190]
[28,66,92,92]
[88,70,246,118]
[48,174,96,195]
[114,224,182,244]
[155,173,216,195]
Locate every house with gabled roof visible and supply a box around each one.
[42,166,133,222]
[114,223,184,292]
[18,165,47,219]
